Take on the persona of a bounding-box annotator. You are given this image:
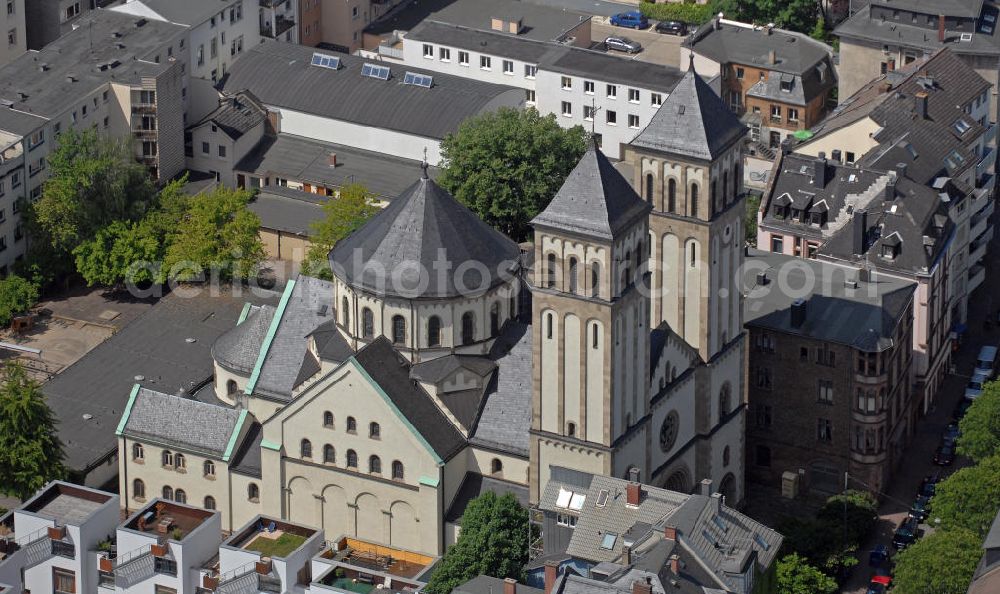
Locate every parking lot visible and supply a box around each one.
[591,18,685,68]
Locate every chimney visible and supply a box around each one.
[504,578,517,594]
[884,177,897,201]
[768,49,777,64]
[853,209,869,255]
[544,561,559,594]
[766,22,774,35]
[756,271,768,286]
[915,91,929,119]
[710,492,723,512]
[632,577,652,594]
[626,482,642,506]
[669,555,681,576]
[790,298,807,328]
[328,152,337,167]
[813,153,828,187]
[779,138,793,155]
[622,545,632,565]
[663,526,677,540]
[831,149,842,163]
[938,14,946,42]
[699,478,712,496]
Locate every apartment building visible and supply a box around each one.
[744,249,917,497]
[0,0,25,67]
[24,0,98,50]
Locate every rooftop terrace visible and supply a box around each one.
[21,483,112,525]
[125,500,213,541]
[321,537,435,581]
[226,517,317,558]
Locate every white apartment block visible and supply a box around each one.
[0,0,25,67]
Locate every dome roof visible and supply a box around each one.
[329,175,521,299]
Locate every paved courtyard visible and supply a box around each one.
[591,19,685,68]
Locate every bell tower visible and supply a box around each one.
[528,144,652,503]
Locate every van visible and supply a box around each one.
[975,345,998,379]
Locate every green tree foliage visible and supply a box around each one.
[425,492,535,594]
[893,527,982,594]
[775,554,837,594]
[810,16,828,42]
[438,107,587,241]
[30,128,156,254]
[931,455,1000,536]
[0,361,65,500]
[817,490,878,546]
[0,275,39,327]
[958,380,1000,462]
[638,1,716,24]
[303,183,381,279]
[72,221,163,288]
[744,193,761,246]
[163,186,265,282]
[711,0,819,34]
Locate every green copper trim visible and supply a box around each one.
[237,302,252,325]
[115,384,141,436]
[245,279,296,396]
[222,409,249,462]
[261,439,282,451]
[418,476,440,488]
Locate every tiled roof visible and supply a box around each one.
[445,472,529,523]
[686,20,833,76]
[212,305,275,375]
[193,91,267,140]
[121,388,245,458]
[471,321,533,455]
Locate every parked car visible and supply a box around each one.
[909,495,931,522]
[604,36,642,53]
[655,20,688,35]
[966,371,990,399]
[933,443,956,466]
[918,473,940,498]
[871,569,893,589]
[892,517,919,550]
[865,584,886,594]
[975,345,997,379]
[868,544,891,568]
[942,422,961,445]
[610,11,649,29]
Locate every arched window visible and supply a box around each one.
[174,453,185,469]
[301,439,312,458]
[133,479,145,499]
[722,170,729,208]
[347,416,357,433]
[323,411,334,428]
[347,449,358,468]
[723,446,731,467]
[132,443,144,461]
[175,489,187,504]
[369,455,382,474]
[162,450,173,467]
[591,262,601,298]
[370,422,381,439]
[546,312,553,339]
[690,183,699,218]
[623,250,632,287]
[203,460,215,477]
[568,257,578,294]
[341,296,350,328]
[491,458,503,476]
[226,380,238,395]
[546,253,557,288]
[732,164,740,201]
[645,173,654,203]
[719,383,732,417]
[490,302,500,336]
[392,460,404,480]
[667,178,677,213]
[710,180,717,216]
[592,323,599,349]
[162,486,174,500]
[204,496,216,510]
[567,422,576,437]
[392,315,406,345]
[248,483,260,501]
[690,243,697,268]
[324,444,335,464]
[428,316,441,347]
[461,312,475,345]
[362,308,374,339]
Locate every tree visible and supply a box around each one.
[817,490,878,546]
[438,107,588,241]
[425,492,535,594]
[958,381,1000,462]
[775,554,837,594]
[931,455,1000,536]
[0,361,65,500]
[0,275,38,327]
[893,527,982,594]
[162,186,265,282]
[72,221,164,289]
[303,183,380,279]
[810,16,828,42]
[744,193,761,246]
[710,0,819,35]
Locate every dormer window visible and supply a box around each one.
[954,119,971,135]
[773,205,790,219]
[780,78,793,92]
[881,233,902,260]
[881,243,898,259]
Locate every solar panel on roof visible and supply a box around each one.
[403,72,433,88]
[361,63,391,80]
[311,52,341,71]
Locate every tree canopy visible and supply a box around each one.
[73,220,163,288]
[304,183,381,279]
[931,455,1000,536]
[438,107,588,241]
[425,492,534,594]
[775,554,838,594]
[0,361,65,500]
[0,275,38,327]
[893,527,983,594]
[816,490,878,546]
[958,380,1000,462]
[712,0,819,34]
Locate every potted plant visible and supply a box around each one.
[256,558,273,575]
[171,528,184,541]
[151,544,167,557]
[203,574,220,589]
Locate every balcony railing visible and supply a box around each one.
[51,539,75,559]
[977,146,996,182]
[969,264,986,292]
[154,556,178,576]
[259,0,287,6]
[261,15,294,38]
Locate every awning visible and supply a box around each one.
[793,129,814,140]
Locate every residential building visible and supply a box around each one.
[24,0,97,50]
[321,0,414,54]
[0,482,119,594]
[744,249,917,496]
[969,509,1000,594]
[681,17,837,188]
[532,471,782,594]
[835,0,1000,120]
[259,0,298,43]
[185,90,268,184]
[309,535,436,592]
[0,0,25,66]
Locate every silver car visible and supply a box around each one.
[605,36,642,54]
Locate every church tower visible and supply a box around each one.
[622,62,748,362]
[528,144,653,504]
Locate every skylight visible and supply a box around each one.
[311,52,341,70]
[555,488,572,509]
[596,489,609,508]
[569,492,586,511]
[753,533,770,551]
[403,72,433,88]
[361,63,391,80]
[954,119,971,134]
[600,532,618,550]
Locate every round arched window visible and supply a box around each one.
[659,410,680,452]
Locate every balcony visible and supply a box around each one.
[132,127,157,139]
[259,0,287,6]
[131,104,156,114]
[969,264,986,292]
[51,539,75,559]
[260,15,294,38]
[969,229,992,263]
[970,200,994,238]
[977,145,996,182]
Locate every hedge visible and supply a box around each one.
[638,1,716,24]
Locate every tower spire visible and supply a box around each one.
[421,147,429,179]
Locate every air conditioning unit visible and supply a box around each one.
[961,32,974,42]
[781,471,800,499]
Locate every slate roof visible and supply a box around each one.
[836,3,1000,57]
[410,354,497,384]
[308,319,354,363]
[113,0,240,27]
[212,305,276,375]
[445,472,530,523]
[230,422,263,478]
[235,133,436,200]
[329,175,521,299]
[192,91,267,141]
[687,20,833,76]
[629,67,746,162]
[120,387,244,458]
[353,338,467,461]
[471,321,533,456]
[222,41,524,140]
[456,576,543,594]
[248,189,324,237]
[744,249,915,350]
[532,145,651,240]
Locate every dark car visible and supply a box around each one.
[910,495,931,521]
[865,584,886,594]
[610,11,648,29]
[942,422,961,445]
[918,473,940,498]
[868,544,891,568]
[655,20,688,35]
[933,444,956,466]
[953,398,973,421]
[892,518,919,550]
[604,36,642,54]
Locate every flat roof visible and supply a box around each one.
[125,499,214,540]
[21,482,113,525]
[427,0,589,42]
[225,516,317,557]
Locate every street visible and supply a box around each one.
[520,0,638,18]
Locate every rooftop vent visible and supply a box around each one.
[134,18,147,28]
[65,74,77,83]
[111,31,122,39]
[491,16,523,34]
[790,298,807,328]
[38,63,49,72]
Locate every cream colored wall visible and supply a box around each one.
[795,117,882,161]
[259,228,310,262]
[467,447,529,486]
[532,435,608,501]
[214,362,248,407]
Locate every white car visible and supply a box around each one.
[966,370,991,400]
